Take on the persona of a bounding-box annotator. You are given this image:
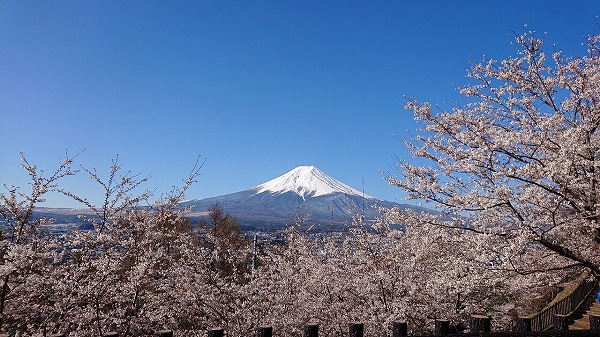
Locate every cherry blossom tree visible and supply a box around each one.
[0,155,209,336]
[0,151,570,336]
[390,32,600,282]
[0,153,77,332]
[8,36,600,334]
[252,215,561,335]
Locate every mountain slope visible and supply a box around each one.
[182,166,425,230]
[30,166,429,232]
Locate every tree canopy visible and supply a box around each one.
[390,32,600,277]
[1,31,598,336]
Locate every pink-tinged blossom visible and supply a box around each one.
[2,31,599,336]
[391,31,600,300]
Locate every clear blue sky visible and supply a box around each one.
[1,1,599,208]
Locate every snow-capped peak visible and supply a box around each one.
[252,166,373,200]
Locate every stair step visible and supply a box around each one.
[569,322,590,330]
[569,298,600,330]
[571,316,590,330]
[572,322,589,327]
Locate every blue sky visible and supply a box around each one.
[1,1,599,208]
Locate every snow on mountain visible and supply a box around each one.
[33,165,434,231]
[252,165,373,200]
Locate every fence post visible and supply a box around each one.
[554,314,569,330]
[590,314,600,330]
[516,316,532,331]
[434,319,450,335]
[391,321,407,337]
[349,322,364,337]
[104,332,120,337]
[304,323,318,337]
[157,330,174,337]
[470,315,491,332]
[257,325,272,337]
[208,328,224,337]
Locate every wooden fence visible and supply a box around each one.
[18,314,600,337]
[529,278,597,331]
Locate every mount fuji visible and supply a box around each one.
[182,166,425,231]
